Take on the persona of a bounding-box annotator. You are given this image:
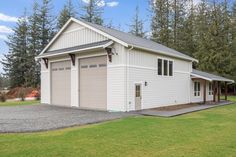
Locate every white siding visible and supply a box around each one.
[48,22,108,51]
[41,61,50,104]
[126,48,192,111]
[107,43,127,111]
[190,80,213,103]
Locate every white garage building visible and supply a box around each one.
[36,18,234,112]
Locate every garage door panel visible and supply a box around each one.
[51,61,71,106]
[79,56,107,110]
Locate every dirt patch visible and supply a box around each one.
[6,87,40,99]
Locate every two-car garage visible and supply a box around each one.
[50,56,107,110]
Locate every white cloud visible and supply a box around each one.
[0,35,7,41]
[96,0,106,7]
[82,0,89,3]
[106,1,119,7]
[0,26,13,34]
[0,13,18,22]
[82,0,119,7]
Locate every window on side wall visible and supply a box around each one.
[209,82,213,95]
[194,81,200,97]
[169,61,173,76]
[164,60,168,76]
[157,59,162,75]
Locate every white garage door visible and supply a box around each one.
[51,60,71,106]
[79,56,107,110]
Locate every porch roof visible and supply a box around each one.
[191,69,234,83]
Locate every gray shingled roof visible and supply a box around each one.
[38,40,112,58]
[80,19,197,62]
[191,69,234,83]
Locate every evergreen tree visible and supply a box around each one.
[57,0,76,29]
[194,0,211,71]
[170,0,186,50]
[194,0,232,76]
[106,20,115,29]
[39,0,55,49]
[1,13,29,87]
[27,1,42,87]
[80,0,104,25]
[151,0,171,46]
[129,6,146,38]
[229,1,236,81]
[181,0,196,56]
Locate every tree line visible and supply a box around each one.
[1,0,236,89]
[149,0,236,82]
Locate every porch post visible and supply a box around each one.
[225,82,228,100]
[203,80,206,104]
[217,81,221,102]
[213,81,216,102]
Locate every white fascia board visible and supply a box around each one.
[71,18,129,47]
[130,44,199,63]
[35,45,104,59]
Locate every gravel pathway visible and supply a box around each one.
[0,104,134,133]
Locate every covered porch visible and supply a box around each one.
[191,69,234,104]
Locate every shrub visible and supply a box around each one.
[18,88,26,101]
[0,93,6,102]
[36,92,40,100]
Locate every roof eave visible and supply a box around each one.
[191,73,235,83]
[129,44,198,63]
[35,42,112,60]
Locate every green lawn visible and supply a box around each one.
[0,97,236,157]
[0,100,39,107]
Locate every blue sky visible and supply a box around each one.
[0,0,150,73]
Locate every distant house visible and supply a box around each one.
[36,18,234,112]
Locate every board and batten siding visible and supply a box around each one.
[41,60,50,104]
[125,48,192,111]
[107,43,127,111]
[48,22,108,51]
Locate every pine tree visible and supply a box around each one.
[194,0,211,71]
[27,1,42,87]
[57,0,76,29]
[231,2,236,52]
[129,6,146,38]
[80,0,104,25]
[181,0,196,56]
[194,0,232,76]
[1,13,29,87]
[229,1,236,81]
[170,0,186,50]
[39,0,55,50]
[106,20,115,29]
[151,0,171,46]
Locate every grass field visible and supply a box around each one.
[0,97,236,157]
[0,100,39,107]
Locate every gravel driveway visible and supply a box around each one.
[0,104,133,133]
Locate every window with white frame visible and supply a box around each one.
[169,61,173,76]
[209,82,213,95]
[164,60,168,76]
[157,58,173,76]
[157,59,162,75]
[194,81,200,96]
